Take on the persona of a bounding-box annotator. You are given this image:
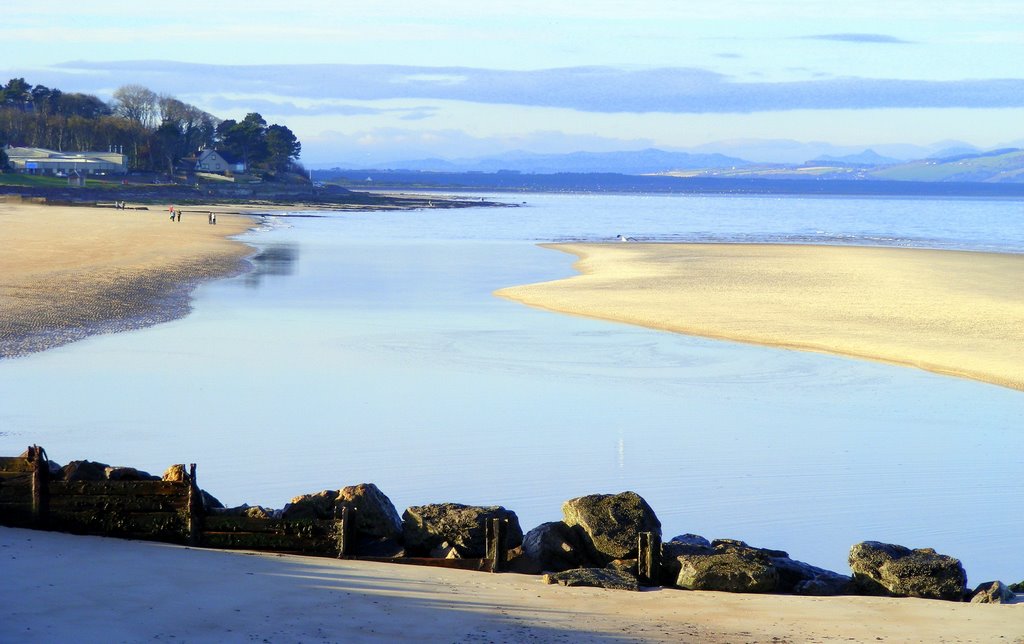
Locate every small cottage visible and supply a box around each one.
[195,149,245,174]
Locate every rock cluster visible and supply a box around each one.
[18,450,1018,602]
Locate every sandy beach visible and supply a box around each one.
[0,199,256,357]
[3,202,1022,640]
[1,527,1019,643]
[496,243,1024,391]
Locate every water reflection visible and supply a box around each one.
[244,244,299,288]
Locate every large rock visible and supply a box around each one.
[673,540,779,593]
[561,491,661,564]
[59,461,160,482]
[769,550,853,596]
[60,460,109,481]
[282,484,402,541]
[667,539,851,595]
[970,580,1016,604]
[105,466,158,481]
[668,534,711,548]
[402,503,523,558]
[337,483,403,540]
[543,568,639,592]
[849,541,967,601]
[522,521,594,572]
[162,464,188,483]
[281,490,336,520]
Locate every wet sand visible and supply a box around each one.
[0,200,256,357]
[1,527,1019,643]
[496,243,1024,391]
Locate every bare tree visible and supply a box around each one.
[112,84,158,130]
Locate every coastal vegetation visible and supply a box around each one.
[0,78,301,179]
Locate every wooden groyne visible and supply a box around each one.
[0,446,511,571]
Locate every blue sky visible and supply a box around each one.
[2,1,1023,164]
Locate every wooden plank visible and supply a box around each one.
[0,457,33,474]
[200,532,336,553]
[0,485,33,500]
[28,445,48,527]
[49,481,188,496]
[485,518,509,573]
[0,471,33,482]
[335,506,352,557]
[350,556,491,571]
[203,515,337,535]
[48,510,187,537]
[638,532,662,586]
[0,506,35,527]
[48,495,188,513]
[187,463,200,547]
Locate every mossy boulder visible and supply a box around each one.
[401,503,523,558]
[561,491,661,564]
[667,538,851,595]
[674,540,779,593]
[970,580,1016,604]
[337,483,402,540]
[282,483,402,541]
[849,541,967,601]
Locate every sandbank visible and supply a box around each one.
[1,527,1019,643]
[0,200,256,357]
[496,243,1024,391]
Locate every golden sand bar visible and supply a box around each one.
[496,243,1024,391]
[0,200,255,356]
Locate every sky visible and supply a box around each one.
[2,1,1023,165]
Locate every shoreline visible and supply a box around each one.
[496,242,1024,392]
[2,527,1020,642]
[0,200,259,358]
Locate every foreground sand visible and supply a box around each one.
[497,243,1024,391]
[1,528,1019,643]
[0,200,256,357]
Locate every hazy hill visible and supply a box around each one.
[320,144,1024,184]
[867,148,1024,182]
[809,149,903,167]
[329,148,751,174]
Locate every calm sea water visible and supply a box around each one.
[2,192,1022,585]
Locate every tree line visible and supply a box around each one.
[0,78,302,177]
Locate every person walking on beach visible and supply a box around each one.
[176,209,182,222]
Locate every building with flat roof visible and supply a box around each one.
[4,146,128,175]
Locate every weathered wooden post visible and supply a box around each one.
[637,531,662,586]
[186,463,202,546]
[335,505,353,558]
[28,445,49,528]
[485,517,509,573]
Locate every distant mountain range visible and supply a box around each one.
[352,148,751,174]
[318,145,1024,183]
[673,147,1024,183]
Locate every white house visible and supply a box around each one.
[194,149,245,174]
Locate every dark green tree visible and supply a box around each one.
[1,78,32,109]
[265,124,301,172]
[218,112,268,168]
